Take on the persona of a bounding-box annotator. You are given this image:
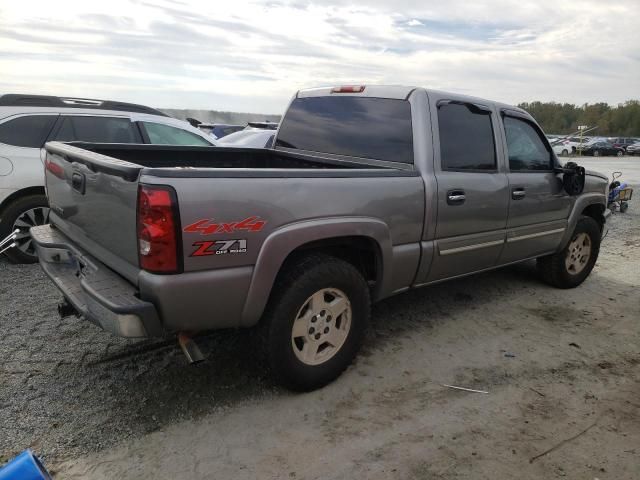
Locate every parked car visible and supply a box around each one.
[608,137,637,152]
[550,136,590,156]
[626,142,640,155]
[578,141,625,157]
[197,123,245,139]
[0,94,216,263]
[246,121,279,130]
[217,128,275,148]
[33,85,609,391]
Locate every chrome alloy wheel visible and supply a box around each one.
[565,232,591,275]
[291,288,352,366]
[11,206,50,257]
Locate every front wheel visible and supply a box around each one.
[537,216,601,288]
[258,254,370,391]
[617,150,624,157]
[593,150,600,157]
[561,149,569,156]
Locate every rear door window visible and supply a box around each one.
[437,103,497,171]
[0,115,58,148]
[275,96,414,163]
[142,122,212,146]
[503,116,553,171]
[53,116,141,143]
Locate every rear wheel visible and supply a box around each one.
[537,216,601,288]
[561,149,569,156]
[258,254,370,391]
[0,194,49,264]
[617,150,624,157]
[593,150,600,157]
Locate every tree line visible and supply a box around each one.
[517,100,640,137]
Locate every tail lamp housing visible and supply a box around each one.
[137,184,182,274]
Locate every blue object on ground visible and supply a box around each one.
[0,450,52,480]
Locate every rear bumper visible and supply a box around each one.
[31,224,162,338]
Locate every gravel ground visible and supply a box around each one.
[1,158,639,479]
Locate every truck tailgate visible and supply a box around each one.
[44,142,143,282]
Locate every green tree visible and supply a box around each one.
[517,101,640,137]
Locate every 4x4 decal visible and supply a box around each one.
[184,216,266,235]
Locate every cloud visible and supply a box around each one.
[0,0,638,113]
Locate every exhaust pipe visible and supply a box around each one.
[57,299,78,319]
[177,332,205,364]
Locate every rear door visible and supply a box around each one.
[498,112,571,263]
[426,96,509,281]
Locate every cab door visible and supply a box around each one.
[498,112,572,264]
[425,98,509,282]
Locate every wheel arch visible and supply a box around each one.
[581,203,606,231]
[558,195,606,249]
[240,217,392,327]
[0,186,47,221]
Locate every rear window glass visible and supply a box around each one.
[275,96,414,163]
[0,115,58,148]
[53,116,140,143]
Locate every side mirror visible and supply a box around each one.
[555,161,585,196]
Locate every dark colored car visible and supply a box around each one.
[579,142,624,157]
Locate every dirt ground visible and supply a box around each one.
[1,158,639,479]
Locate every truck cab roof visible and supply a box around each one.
[296,85,530,118]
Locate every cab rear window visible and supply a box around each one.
[276,96,414,164]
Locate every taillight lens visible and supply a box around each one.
[137,185,181,273]
[45,157,65,179]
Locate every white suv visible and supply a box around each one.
[0,94,216,263]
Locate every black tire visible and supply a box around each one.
[561,149,569,156]
[617,150,624,157]
[537,216,601,289]
[258,253,371,391]
[593,150,600,157]
[620,202,629,213]
[0,194,49,264]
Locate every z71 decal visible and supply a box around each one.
[191,239,247,257]
[184,217,266,235]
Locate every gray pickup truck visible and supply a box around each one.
[31,85,610,390]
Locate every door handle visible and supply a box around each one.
[512,188,526,200]
[447,190,466,205]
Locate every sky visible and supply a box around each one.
[1,0,638,114]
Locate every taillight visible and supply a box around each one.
[331,85,365,93]
[45,157,65,179]
[137,184,181,273]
